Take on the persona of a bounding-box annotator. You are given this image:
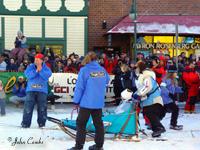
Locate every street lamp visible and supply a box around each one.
[129,0,137,61]
[129,0,137,21]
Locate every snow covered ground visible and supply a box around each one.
[0,103,200,150]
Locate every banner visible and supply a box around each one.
[0,72,115,102]
[0,72,25,98]
[49,73,115,102]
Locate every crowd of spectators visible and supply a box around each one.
[0,45,200,108]
[0,30,200,108]
[0,46,200,75]
[1,31,199,114]
[0,47,84,73]
[0,30,199,75]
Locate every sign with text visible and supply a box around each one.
[0,72,115,102]
[49,73,115,102]
[136,43,200,50]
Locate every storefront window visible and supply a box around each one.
[143,36,153,43]
[195,38,200,43]
[35,45,42,53]
[135,36,198,57]
[154,36,173,43]
[28,42,64,56]
[45,45,63,56]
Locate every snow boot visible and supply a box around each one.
[39,123,45,128]
[152,131,161,137]
[145,124,152,130]
[51,105,55,110]
[67,147,83,150]
[21,123,30,128]
[170,125,183,130]
[152,127,166,138]
[88,144,103,150]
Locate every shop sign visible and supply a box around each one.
[136,43,200,50]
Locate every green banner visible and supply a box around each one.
[0,72,25,99]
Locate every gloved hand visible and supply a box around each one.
[175,87,183,93]
[132,93,140,99]
[132,93,141,103]
[73,103,79,110]
[71,103,79,120]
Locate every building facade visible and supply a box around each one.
[0,0,88,56]
[88,0,200,57]
[88,0,132,52]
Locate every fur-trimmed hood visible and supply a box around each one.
[136,69,156,88]
[142,69,156,80]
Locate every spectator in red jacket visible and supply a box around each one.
[64,58,76,73]
[182,61,200,113]
[102,53,117,74]
[197,57,200,69]
[151,57,166,85]
[44,56,52,70]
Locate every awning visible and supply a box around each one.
[107,15,200,35]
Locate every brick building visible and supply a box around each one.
[88,0,132,52]
[88,0,200,57]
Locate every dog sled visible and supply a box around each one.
[47,100,141,141]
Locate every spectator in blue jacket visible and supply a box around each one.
[6,58,18,72]
[9,76,26,107]
[160,65,183,130]
[68,52,110,150]
[21,53,52,128]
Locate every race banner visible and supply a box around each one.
[0,72,25,98]
[49,73,115,102]
[0,72,115,102]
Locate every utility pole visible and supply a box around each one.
[129,0,137,61]
[175,23,179,72]
[175,22,180,102]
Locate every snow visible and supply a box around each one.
[0,104,200,150]
[110,23,200,34]
[107,15,200,34]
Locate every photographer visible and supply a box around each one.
[9,76,27,107]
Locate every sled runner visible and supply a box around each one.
[47,101,140,141]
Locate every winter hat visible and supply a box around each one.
[151,56,160,64]
[35,53,44,59]
[168,65,177,73]
[79,56,84,61]
[121,89,133,100]
[159,55,165,61]
[130,60,136,64]
[18,76,24,80]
